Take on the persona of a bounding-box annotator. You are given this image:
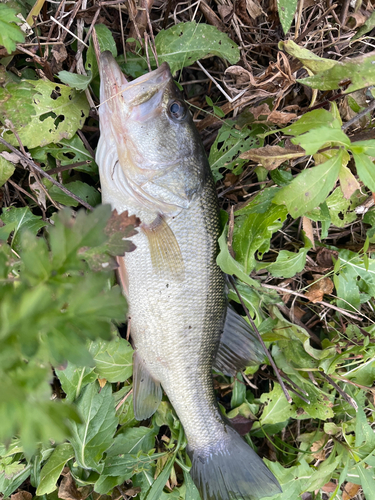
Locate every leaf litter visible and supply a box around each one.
[1,1,375,500]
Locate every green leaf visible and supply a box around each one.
[49,180,100,207]
[260,384,297,425]
[36,443,75,495]
[277,0,298,35]
[272,150,344,218]
[353,10,375,40]
[281,109,336,136]
[55,363,97,403]
[298,51,375,93]
[291,126,350,155]
[90,337,133,383]
[279,40,335,73]
[69,383,118,472]
[0,4,25,54]
[232,204,288,273]
[155,21,240,75]
[0,206,47,251]
[58,71,92,91]
[145,455,176,500]
[209,122,262,181]
[0,80,89,148]
[353,152,375,192]
[356,464,375,499]
[261,247,308,278]
[350,140,375,156]
[0,155,15,187]
[107,426,158,457]
[86,24,117,77]
[263,459,313,500]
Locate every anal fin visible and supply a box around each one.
[133,352,162,420]
[214,305,265,376]
[141,214,184,281]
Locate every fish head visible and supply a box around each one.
[97,51,208,216]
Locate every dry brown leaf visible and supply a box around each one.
[218,4,233,23]
[278,278,293,303]
[322,481,337,493]
[305,276,334,303]
[249,103,271,119]
[292,305,306,320]
[246,0,264,19]
[52,43,68,64]
[58,472,82,500]
[343,482,361,500]
[316,248,338,268]
[11,492,32,500]
[98,378,107,388]
[240,144,305,170]
[267,109,297,126]
[225,65,253,85]
[310,437,327,460]
[303,216,315,249]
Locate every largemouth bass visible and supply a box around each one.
[96,51,281,500]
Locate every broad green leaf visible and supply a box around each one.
[298,52,375,93]
[155,21,240,74]
[356,464,375,499]
[232,204,288,273]
[55,363,97,403]
[0,4,25,54]
[0,155,15,187]
[0,464,32,498]
[350,140,375,156]
[90,337,133,383]
[281,109,337,136]
[58,71,92,91]
[36,443,75,495]
[0,206,47,251]
[216,223,258,287]
[304,454,341,492]
[279,40,335,73]
[260,384,297,425]
[49,180,100,207]
[86,24,117,77]
[69,383,118,472]
[294,382,334,420]
[291,126,350,155]
[183,469,201,500]
[355,404,375,449]
[0,80,89,148]
[209,122,261,181]
[263,459,312,500]
[108,426,158,457]
[260,247,308,278]
[353,152,375,192]
[273,150,344,218]
[277,1,298,35]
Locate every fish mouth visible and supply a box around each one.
[99,51,172,110]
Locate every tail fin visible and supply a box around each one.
[188,426,281,500]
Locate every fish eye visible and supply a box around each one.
[168,100,186,120]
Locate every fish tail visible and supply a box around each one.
[187,426,281,500]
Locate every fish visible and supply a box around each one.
[96,51,281,500]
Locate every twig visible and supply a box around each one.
[196,61,247,104]
[294,4,338,44]
[50,16,89,48]
[320,372,358,411]
[228,276,293,403]
[0,137,94,211]
[341,99,375,131]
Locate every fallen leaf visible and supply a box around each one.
[322,481,337,492]
[11,492,32,500]
[268,109,298,126]
[310,437,327,460]
[240,144,305,170]
[246,0,264,19]
[303,216,315,248]
[98,378,107,388]
[305,275,334,303]
[58,472,82,500]
[316,248,338,268]
[343,482,361,500]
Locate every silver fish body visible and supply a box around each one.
[96,51,281,500]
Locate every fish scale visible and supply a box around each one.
[96,51,281,500]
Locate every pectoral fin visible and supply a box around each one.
[133,352,162,420]
[142,215,184,280]
[214,305,265,376]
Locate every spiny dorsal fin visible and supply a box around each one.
[141,214,185,281]
[133,352,162,420]
[214,305,265,376]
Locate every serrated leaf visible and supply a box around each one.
[0,206,47,251]
[0,154,15,186]
[209,122,261,181]
[273,150,344,218]
[90,337,133,383]
[55,363,97,403]
[277,0,298,35]
[155,21,240,75]
[298,52,375,94]
[36,443,75,496]
[58,71,92,91]
[69,383,118,472]
[0,80,89,148]
[232,204,288,273]
[49,180,100,208]
[260,384,297,425]
[353,152,375,192]
[0,4,25,54]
